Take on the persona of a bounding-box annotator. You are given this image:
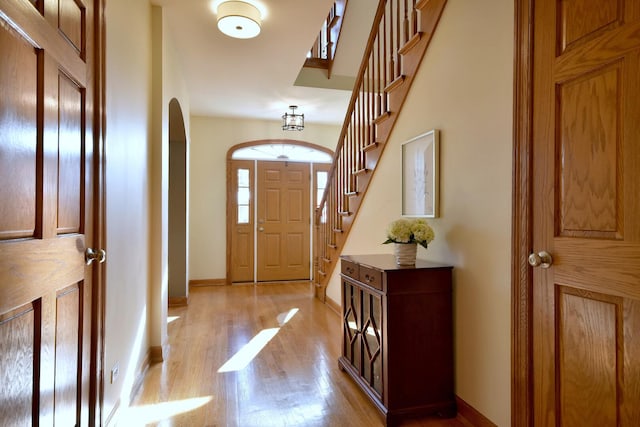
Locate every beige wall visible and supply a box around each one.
[148,3,192,364]
[326,0,514,424]
[104,0,190,422]
[104,0,153,419]
[189,117,340,280]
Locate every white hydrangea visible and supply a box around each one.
[383,218,435,249]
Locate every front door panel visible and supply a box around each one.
[257,161,310,281]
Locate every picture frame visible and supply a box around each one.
[402,130,439,218]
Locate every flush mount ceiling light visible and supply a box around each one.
[282,105,304,131]
[216,1,262,39]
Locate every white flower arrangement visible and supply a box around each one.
[383,218,435,249]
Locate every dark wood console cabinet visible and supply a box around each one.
[339,254,455,426]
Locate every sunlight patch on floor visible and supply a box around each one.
[122,396,213,424]
[218,308,300,373]
[218,328,279,373]
[277,308,299,325]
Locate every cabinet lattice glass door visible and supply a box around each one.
[342,281,361,371]
[362,292,383,396]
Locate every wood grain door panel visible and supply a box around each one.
[57,70,85,235]
[532,0,640,424]
[0,0,97,424]
[0,303,38,426]
[556,287,620,426]
[257,161,310,281]
[0,21,39,240]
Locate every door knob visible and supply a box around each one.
[528,251,553,269]
[258,227,265,232]
[85,248,106,265]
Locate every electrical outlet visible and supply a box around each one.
[110,363,119,384]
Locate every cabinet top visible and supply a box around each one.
[340,254,453,271]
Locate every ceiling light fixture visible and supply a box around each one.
[282,105,304,131]
[216,1,262,39]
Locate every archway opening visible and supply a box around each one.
[168,98,188,305]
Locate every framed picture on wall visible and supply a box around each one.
[402,130,439,218]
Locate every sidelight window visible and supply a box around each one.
[237,168,250,224]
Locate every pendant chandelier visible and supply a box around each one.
[282,105,304,131]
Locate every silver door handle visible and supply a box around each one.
[85,248,106,265]
[528,251,552,268]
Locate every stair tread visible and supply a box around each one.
[398,32,422,55]
[353,168,369,176]
[373,111,391,124]
[385,76,405,93]
[362,142,380,152]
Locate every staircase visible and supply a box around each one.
[313,0,448,300]
[304,0,348,79]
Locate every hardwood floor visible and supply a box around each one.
[126,283,468,427]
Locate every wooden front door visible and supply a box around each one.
[257,161,310,281]
[0,0,100,425]
[531,1,640,424]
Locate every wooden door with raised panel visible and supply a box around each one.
[0,0,99,425]
[532,1,640,424]
[257,161,310,281]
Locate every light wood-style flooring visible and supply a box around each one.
[126,283,468,427]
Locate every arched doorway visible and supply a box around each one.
[168,99,188,304]
[226,140,333,283]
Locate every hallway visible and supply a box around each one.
[124,284,467,426]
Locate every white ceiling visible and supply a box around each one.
[153,0,376,125]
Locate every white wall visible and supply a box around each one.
[148,4,192,362]
[326,0,514,424]
[189,117,340,281]
[104,0,190,422]
[104,0,153,419]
